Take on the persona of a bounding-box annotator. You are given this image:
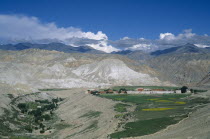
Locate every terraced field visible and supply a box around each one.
[100,94,210,138]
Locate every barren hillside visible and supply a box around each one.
[0,49,173,92]
[148,53,210,86]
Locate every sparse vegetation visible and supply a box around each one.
[38,88,69,91]
[9,136,32,139]
[54,123,72,130]
[0,92,64,137]
[82,120,98,132]
[114,103,130,112]
[114,114,124,118]
[79,111,102,118]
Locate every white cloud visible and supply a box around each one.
[139,38,145,40]
[88,41,120,53]
[111,29,210,52]
[159,33,175,40]
[126,43,152,51]
[0,14,210,53]
[121,37,130,40]
[0,14,114,52]
[159,29,196,41]
[195,44,210,48]
[0,14,107,40]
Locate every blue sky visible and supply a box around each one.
[0,0,210,52]
[0,0,210,40]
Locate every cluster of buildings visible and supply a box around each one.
[87,87,191,95]
[86,89,127,95]
[128,88,191,94]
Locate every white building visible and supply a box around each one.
[175,90,182,94]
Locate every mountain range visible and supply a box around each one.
[0,42,210,91]
[0,42,105,54]
[1,42,210,56]
[150,43,210,56]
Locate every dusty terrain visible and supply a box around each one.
[44,89,119,139]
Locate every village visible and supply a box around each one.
[87,86,192,95]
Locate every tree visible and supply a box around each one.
[42,114,51,121]
[190,89,194,93]
[119,88,127,94]
[40,130,45,134]
[181,86,188,93]
[52,98,59,103]
[91,91,99,95]
[39,123,45,129]
[24,125,33,133]
[17,103,27,109]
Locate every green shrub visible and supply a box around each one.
[114,114,124,118]
[41,114,51,121]
[40,130,45,134]
[79,111,102,118]
[17,103,27,110]
[35,99,49,104]
[114,103,129,112]
[24,126,33,133]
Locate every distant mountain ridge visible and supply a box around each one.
[111,50,133,55]
[1,42,210,56]
[151,43,210,56]
[0,42,105,54]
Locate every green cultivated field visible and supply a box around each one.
[100,94,209,138]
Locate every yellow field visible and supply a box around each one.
[147,98,160,101]
[142,108,175,111]
[175,101,186,104]
[155,100,173,103]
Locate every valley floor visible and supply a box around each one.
[50,88,210,139]
[1,88,210,139]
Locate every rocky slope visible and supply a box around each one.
[110,44,210,87]
[197,72,210,88]
[0,49,171,92]
[148,49,210,86]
